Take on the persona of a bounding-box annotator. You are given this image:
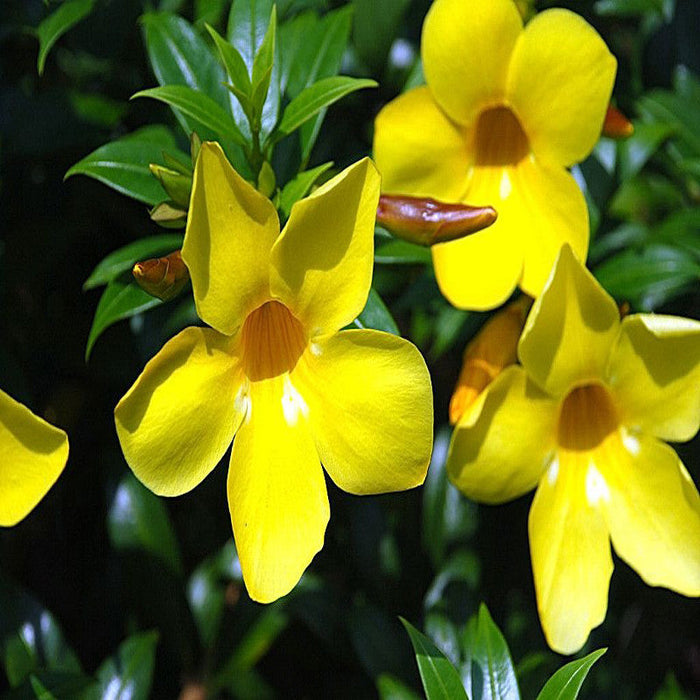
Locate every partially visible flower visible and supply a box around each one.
[447,244,700,654]
[0,389,68,526]
[374,0,616,310]
[115,143,434,603]
[449,296,530,425]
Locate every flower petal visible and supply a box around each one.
[0,390,68,526]
[422,0,522,127]
[600,432,700,596]
[607,314,700,442]
[182,142,280,335]
[270,158,380,337]
[529,449,613,655]
[293,330,433,495]
[447,366,559,504]
[519,244,620,398]
[373,86,471,201]
[115,327,244,496]
[227,375,329,603]
[432,158,588,309]
[507,9,616,167]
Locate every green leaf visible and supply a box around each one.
[618,122,675,180]
[92,631,159,700]
[461,604,520,700]
[276,76,377,137]
[353,288,400,335]
[86,276,163,360]
[536,649,606,700]
[594,244,700,310]
[65,125,182,205]
[108,473,183,575]
[278,161,333,218]
[375,239,432,265]
[637,90,700,156]
[132,86,246,146]
[0,577,82,688]
[207,23,251,95]
[251,7,276,110]
[36,0,95,75]
[377,674,423,700]
[353,0,410,70]
[400,618,469,700]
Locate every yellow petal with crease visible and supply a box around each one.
[529,448,613,655]
[182,142,280,336]
[422,0,522,127]
[519,245,620,398]
[270,159,380,337]
[432,159,588,310]
[447,366,558,504]
[507,9,616,167]
[607,314,700,442]
[373,86,470,201]
[115,327,244,496]
[0,390,68,527]
[227,375,329,603]
[293,330,433,495]
[601,432,700,595]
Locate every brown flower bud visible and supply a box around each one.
[376,194,497,247]
[132,250,189,302]
[602,105,634,139]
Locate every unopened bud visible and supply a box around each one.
[450,296,531,425]
[602,105,634,139]
[150,201,187,229]
[376,194,497,247]
[257,161,276,198]
[133,250,189,301]
[149,164,193,208]
[190,132,202,168]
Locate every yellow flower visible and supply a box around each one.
[373,0,617,310]
[0,389,68,526]
[115,143,434,604]
[447,245,700,654]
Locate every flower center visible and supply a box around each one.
[558,383,619,452]
[473,106,530,167]
[241,300,307,381]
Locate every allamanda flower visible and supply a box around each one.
[115,143,434,603]
[447,245,700,654]
[1,389,68,526]
[373,0,617,310]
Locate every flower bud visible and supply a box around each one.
[149,201,187,229]
[149,164,193,208]
[376,194,497,247]
[449,296,531,425]
[132,250,189,302]
[601,104,634,139]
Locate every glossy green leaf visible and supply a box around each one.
[276,76,377,137]
[251,7,276,109]
[653,207,700,258]
[461,604,520,700]
[422,428,478,569]
[86,276,163,360]
[207,23,251,94]
[400,618,469,700]
[637,90,700,156]
[594,244,700,310]
[36,0,95,75]
[132,86,246,146]
[377,674,423,700]
[353,288,400,335]
[65,125,182,205]
[108,473,183,575]
[0,578,82,688]
[92,631,159,700]
[618,122,675,180]
[195,0,228,26]
[536,649,606,700]
[375,240,432,265]
[278,161,333,218]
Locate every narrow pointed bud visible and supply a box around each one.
[149,164,193,208]
[190,131,202,168]
[449,296,531,425]
[602,104,634,139]
[257,160,276,197]
[376,194,497,247]
[150,201,187,229]
[133,250,189,301]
